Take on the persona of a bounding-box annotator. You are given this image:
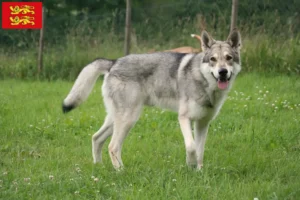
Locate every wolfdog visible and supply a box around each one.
[62,29,242,170]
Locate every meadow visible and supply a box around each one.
[1,73,300,199]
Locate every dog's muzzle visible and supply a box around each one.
[211,68,232,90]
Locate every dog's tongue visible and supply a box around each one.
[218,80,229,90]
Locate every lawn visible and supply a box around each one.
[0,73,300,199]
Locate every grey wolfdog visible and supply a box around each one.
[62,29,242,170]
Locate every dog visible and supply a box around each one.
[62,29,242,170]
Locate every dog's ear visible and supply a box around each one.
[227,29,242,49]
[200,30,215,51]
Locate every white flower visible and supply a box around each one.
[49,175,54,180]
[94,178,99,182]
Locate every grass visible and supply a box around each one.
[0,73,300,199]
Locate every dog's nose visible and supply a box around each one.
[218,68,228,76]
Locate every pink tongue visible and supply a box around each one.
[218,80,229,90]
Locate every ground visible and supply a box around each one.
[0,73,300,199]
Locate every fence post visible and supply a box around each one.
[230,0,238,32]
[38,7,45,75]
[124,0,131,55]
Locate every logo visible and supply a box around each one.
[2,2,42,29]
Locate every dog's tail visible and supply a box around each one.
[62,58,114,113]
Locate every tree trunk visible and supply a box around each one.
[38,7,45,75]
[230,0,238,32]
[124,0,131,55]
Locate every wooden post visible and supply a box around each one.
[38,7,45,75]
[124,0,131,55]
[230,0,238,32]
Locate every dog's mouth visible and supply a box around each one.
[211,73,232,90]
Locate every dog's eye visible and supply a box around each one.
[210,57,217,62]
[226,55,233,61]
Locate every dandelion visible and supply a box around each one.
[3,171,8,176]
[271,104,275,107]
[74,191,79,195]
[111,183,116,186]
[49,175,54,180]
[275,107,278,110]
[91,176,95,179]
[259,90,263,93]
[172,179,177,182]
[266,91,269,93]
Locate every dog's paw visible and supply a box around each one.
[186,152,197,167]
[196,164,204,171]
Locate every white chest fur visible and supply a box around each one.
[187,91,227,121]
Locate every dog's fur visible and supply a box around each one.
[63,30,242,170]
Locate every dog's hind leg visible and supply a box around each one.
[194,120,209,170]
[108,106,142,170]
[92,115,114,164]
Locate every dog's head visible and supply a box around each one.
[200,29,242,90]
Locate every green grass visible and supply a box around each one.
[0,73,300,199]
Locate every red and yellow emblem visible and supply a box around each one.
[2,2,42,29]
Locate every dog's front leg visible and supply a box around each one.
[178,115,196,166]
[194,120,209,170]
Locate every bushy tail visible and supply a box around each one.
[62,58,114,113]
